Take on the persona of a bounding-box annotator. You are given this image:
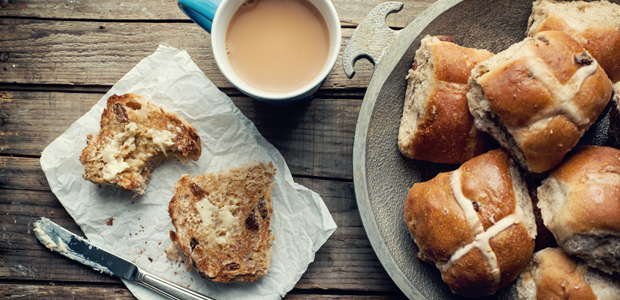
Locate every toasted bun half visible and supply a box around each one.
[80,93,201,195]
[167,161,276,283]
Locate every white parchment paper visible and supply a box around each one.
[40,45,337,300]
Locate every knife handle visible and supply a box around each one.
[135,267,216,300]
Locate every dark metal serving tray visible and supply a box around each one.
[351,0,617,299]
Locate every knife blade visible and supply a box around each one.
[33,217,216,300]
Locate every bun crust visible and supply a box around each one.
[398,35,495,164]
[79,93,201,194]
[527,0,620,83]
[404,149,536,297]
[515,248,620,300]
[537,146,620,274]
[167,161,276,283]
[467,31,612,173]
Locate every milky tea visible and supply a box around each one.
[225,0,330,93]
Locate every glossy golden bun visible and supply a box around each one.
[538,146,620,274]
[468,31,612,173]
[398,35,495,164]
[404,149,536,297]
[527,0,620,83]
[514,248,620,300]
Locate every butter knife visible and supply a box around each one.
[33,217,215,300]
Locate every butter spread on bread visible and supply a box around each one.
[79,93,201,195]
[167,161,276,283]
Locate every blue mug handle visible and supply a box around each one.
[178,0,223,33]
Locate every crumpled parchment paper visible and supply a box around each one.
[40,45,337,300]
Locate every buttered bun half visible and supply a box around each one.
[404,149,536,297]
[398,35,495,164]
[467,30,612,173]
[538,146,620,274]
[514,248,620,300]
[527,0,620,83]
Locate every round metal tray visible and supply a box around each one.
[352,0,615,299]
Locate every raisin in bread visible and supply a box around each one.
[527,0,620,83]
[166,161,276,283]
[467,31,612,173]
[79,93,201,195]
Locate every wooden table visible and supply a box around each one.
[0,0,435,298]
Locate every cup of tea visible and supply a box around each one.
[178,0,341,104]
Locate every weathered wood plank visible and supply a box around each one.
[0,91,359,179]
[0,19,377,89]
[0,283,133,300]
[0,283,407,300]
[0,189,120,283]
[0,157,49,191]
[0,165,402,292]
[0,0,434,29]
[0,91,100,157]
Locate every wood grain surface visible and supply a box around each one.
[0,0,433,28]
[0,283,408,300]
[0,159,398,291]
[0,0,435,298]
[0,20,373,89]
[0,91,359,179]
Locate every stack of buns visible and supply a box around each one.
[400,0,620,298]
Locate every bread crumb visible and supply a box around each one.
[106,218,114,226]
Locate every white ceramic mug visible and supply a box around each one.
[178,0,342,104]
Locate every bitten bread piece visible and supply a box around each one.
[80,93,201,195]
[537,146,620,274]
[167,161,276,283]
[467,31,612,173]
[404,149,536,297]
[514,248,620,300]
[527,0,620,82]
[398,35,495,164]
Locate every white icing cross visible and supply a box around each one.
[436,169,521,287]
